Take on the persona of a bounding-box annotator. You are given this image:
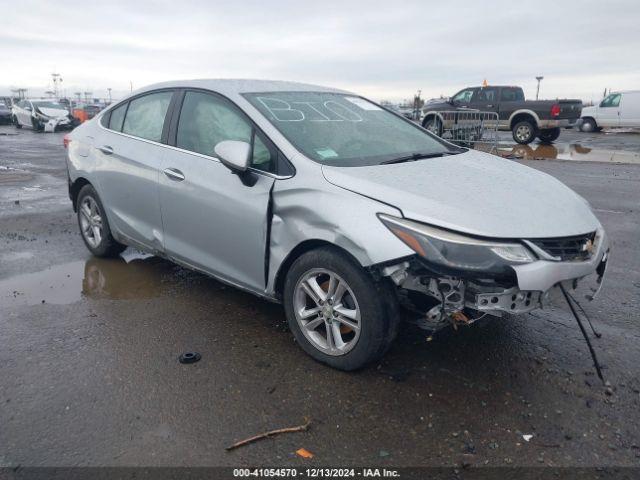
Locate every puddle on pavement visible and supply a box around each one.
[495,143,640,164]
[0,252,168,307]
[0,251,35,262]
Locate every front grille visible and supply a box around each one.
[528,231,596,262]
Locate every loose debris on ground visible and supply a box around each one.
[226,417,312,451]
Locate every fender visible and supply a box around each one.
[508,109,540,128]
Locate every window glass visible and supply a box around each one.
[252,134,275,173]
[452,89,475,104]
[176,91,252,157]
[600,93,621,108]
[108,102,128,131]
[244,92,452,167]
[122,91,172,141]
[475,88,497,102]
[500,88,524,101]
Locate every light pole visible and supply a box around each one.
[51,73,63,99]
[107,88,112,104]
[414,89,422,121]
[535,76,544,100]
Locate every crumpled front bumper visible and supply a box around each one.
[511,228,609,293]
[40,116,72,132]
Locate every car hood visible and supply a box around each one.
[38,107,69,118]
[321,150,600,239]
[581,106,596,117]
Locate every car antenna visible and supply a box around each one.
[559,284,605,384]
[565,290,602,338]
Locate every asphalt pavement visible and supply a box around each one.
[1,125,639,469]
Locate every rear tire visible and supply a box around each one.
[512,120,537,144]
[76,184,127,258]
[580,118,600,133]
[538,127,561,143]
[283,247,399,371]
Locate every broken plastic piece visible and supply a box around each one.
[179,352,201,364]
[296,448,314,459]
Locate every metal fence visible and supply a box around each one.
[424,110,499,153]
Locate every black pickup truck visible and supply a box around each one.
[422,85,582,144]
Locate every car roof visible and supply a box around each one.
[135,79,351,96]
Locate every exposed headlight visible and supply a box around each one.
[378,214,535,274]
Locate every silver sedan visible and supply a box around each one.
[65,79,609,370]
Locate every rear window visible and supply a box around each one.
[108,103,127,131]
[501,88,524,102]
[121,91,173,142]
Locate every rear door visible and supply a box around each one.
[469,87,499,113]
[497,87,525,126]
[93,90,175,252]
[159,90,276,292]
[596,93,621,127]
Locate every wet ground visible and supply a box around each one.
[1,125,639,468]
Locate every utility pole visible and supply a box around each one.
[535,76,544,100]
[11,88,28,100]
[51,72,63,99]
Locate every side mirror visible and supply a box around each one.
[25,106,32,111]
[214,140,251,173]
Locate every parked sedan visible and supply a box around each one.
[0,101,12,124]
[65,80,609,370]
[12,99,74,131]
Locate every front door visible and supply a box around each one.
[159,90,276,293]
[596,93,621,127]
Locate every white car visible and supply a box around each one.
[12,99,74,132]
[580,90,640,132]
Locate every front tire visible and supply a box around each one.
[423,116,443,137]
[76,184,126,257]
[283,247,399,371]
[512,120,537,144]
[538,127,561,143]
[13,116,22,129]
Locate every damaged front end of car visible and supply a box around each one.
[32,108,74,132]
[374,214,610,331]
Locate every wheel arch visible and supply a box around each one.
[273,240,364,300]
[69,177,92,212]
[422,111,443,127]
[509,110,539,130]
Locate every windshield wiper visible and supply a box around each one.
[381,150,460,165]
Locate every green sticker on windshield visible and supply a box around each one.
[316,147,339,159]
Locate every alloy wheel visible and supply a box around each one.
[293,269,361,356]
[516,125,532,142]
[79,196,103,248]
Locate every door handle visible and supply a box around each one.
[98,145,113,155]
[486,104,494,108]
[163,168,185,181]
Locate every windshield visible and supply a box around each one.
[244,92,452,166]
[32,101,66,110]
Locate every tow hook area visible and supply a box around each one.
[475,287,542,314]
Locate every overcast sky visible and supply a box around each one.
[1,0,639,103]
